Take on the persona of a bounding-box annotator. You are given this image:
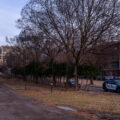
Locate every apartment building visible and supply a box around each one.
[95,42,120,77]
[0,45,31,67]
[0,46,11,65]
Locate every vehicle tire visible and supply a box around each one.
[103,84,108,92]
[104,88,108,92]
[116,88,120,93]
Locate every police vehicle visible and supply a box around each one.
[103,80,120,93]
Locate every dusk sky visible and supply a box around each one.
[0,0,28,45]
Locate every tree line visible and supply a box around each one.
[11,61,100,86]
[7,0,120,90]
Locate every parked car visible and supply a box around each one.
[103,80,120,93]
[65,80,81,88]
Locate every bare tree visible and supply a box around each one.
[17,0,120,90]
[43,39,62,86]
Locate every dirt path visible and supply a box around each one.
[0,85,85,120]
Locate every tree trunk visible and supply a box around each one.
[53,75,56,86]
[75,64,78,91]
[35,76,38,84]
[24,78,27,90]
[90,78,94,85]
[66,63,69,87]
[51,60,56,86]
[85,78,89,90]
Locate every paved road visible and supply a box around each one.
[81,86,103,92]
[0,85,85,120]
[83,86,120,95]
[88,86,103,92]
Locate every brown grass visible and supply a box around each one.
[18,90,120,114]
[3,77,120,115]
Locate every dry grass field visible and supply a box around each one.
[18,89,120,114]
[3,77,120,116]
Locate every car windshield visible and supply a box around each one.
[70,80,75,84]
[115,80,120,85]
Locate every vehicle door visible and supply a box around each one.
[106,81,117,90]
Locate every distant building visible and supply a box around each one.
[102,46,120,76]
[0,46,12,66]
[0,45,33,68]
[93,42,120,77]
[1,42,120,77]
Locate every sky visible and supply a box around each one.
[0,0,28,45]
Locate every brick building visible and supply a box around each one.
[93,42,120,77]
[0,46,12,66]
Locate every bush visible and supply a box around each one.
[78,64,100,79]
[11,62,100,82]
[11,67,24,75]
